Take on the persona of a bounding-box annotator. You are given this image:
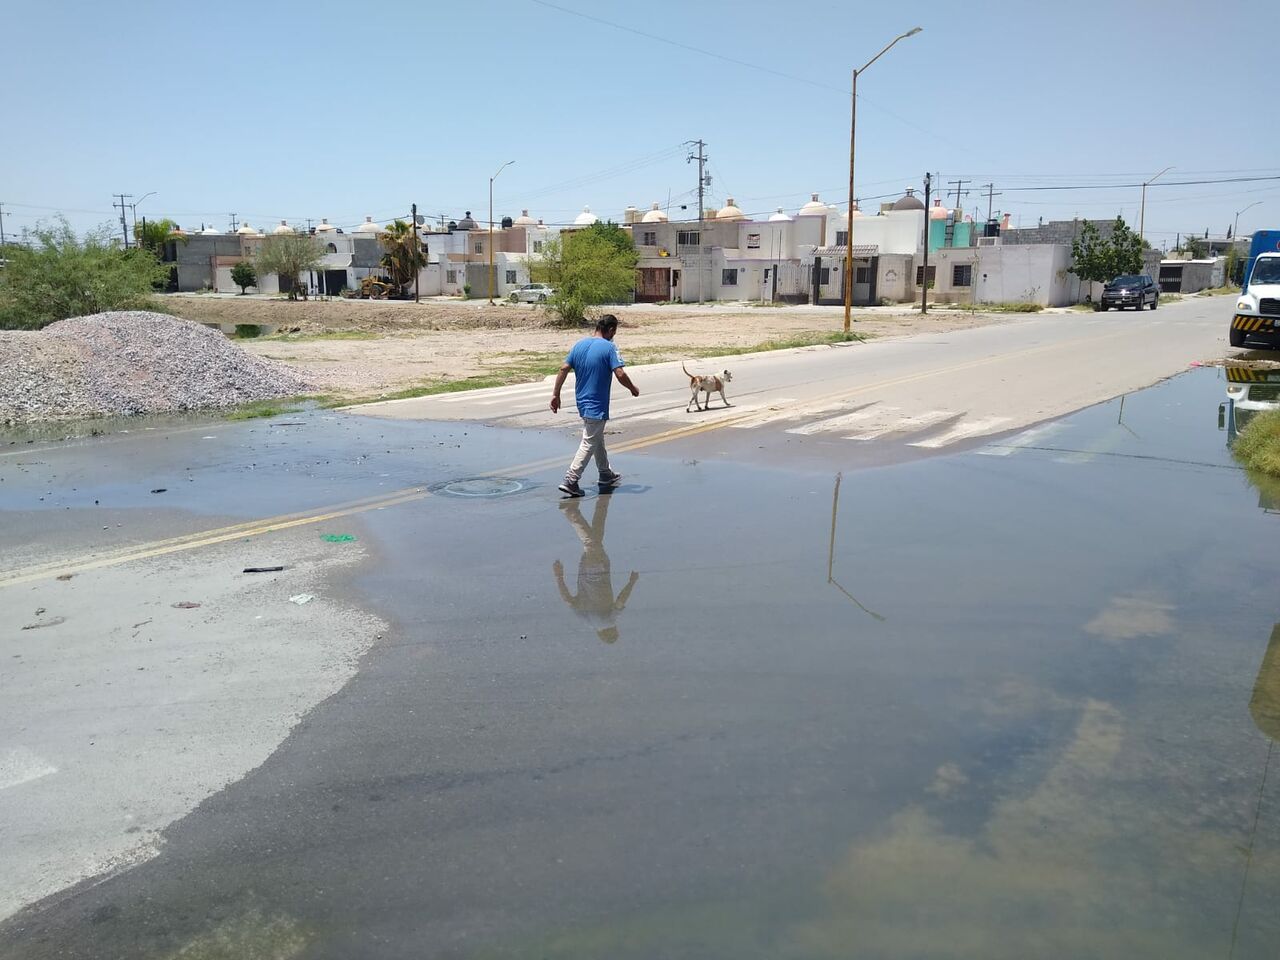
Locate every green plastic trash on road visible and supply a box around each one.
[320,534,357,543]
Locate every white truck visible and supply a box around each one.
[1231,230,1280,347]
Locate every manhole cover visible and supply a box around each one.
[436,477,526,499]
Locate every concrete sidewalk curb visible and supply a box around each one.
[346,339,863,412]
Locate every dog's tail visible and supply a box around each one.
[682,361,694,379]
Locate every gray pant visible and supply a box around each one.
[566,417,611,482]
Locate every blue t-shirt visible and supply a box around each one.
[565,337,624,420]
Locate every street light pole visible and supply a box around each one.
[844,26,921,334]
[1138,166,1171,245]
[130,191,156,243]
[489,160,514,304]
[1235,201,1262,239]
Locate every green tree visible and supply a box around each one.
[254,233,324,301]
[230,260,257,294]
[378,220,426,293]
[1071,217,1143,286]
[0,217,167,330]
[1179,234,1208,258]
[531,222,637,325]
[1225,244,1243,286]
[133,217,186,256]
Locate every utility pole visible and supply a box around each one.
[981,182,1002,224]
[113,193,133,247]
[1139,166,1172,245]
[412,202,420,303]
[229,213,239,232]
[489,161,515,304]
[946,178,970,211]
[844,63,859,331]
[920,173,931,315]
[687,139,708,304]
[0,202,9,247]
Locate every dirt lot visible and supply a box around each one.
[165,295,1012,399]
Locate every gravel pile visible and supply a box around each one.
[0,311,314,424]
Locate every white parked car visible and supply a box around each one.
[509,283,554,303]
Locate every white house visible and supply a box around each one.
[628,189,927,305]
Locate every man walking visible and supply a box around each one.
[550,314,639,497]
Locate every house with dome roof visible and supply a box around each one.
[625,188,930,304]
[412,207,555,299]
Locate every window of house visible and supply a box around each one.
[326,242,338,253]
[473,241,483,254]
[819,267,831,285]
[642,231,657,246]
[855,266,870,284]
[532,240,543,253]
[506,270,517,284]
[915,265,937,285]
[952,264,973,287]
[722,268,738,286]
[677,230,701,246]
[446,269,457,284]
[747,233,761,249]
[835,230,849,246]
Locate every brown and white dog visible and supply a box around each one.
[683,362,733,412]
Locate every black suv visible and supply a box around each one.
[1099,274,1159,311]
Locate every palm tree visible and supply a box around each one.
[133,218,186,257]
[378,220,427,293]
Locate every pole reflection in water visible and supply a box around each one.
[553,496,639,644]
[827,472,886,622]
[1230,623,1280,958]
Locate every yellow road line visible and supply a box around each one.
[0,327,1132,588]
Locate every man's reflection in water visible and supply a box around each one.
[554,496,639,643]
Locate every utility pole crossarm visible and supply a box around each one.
[981,182,1002,223]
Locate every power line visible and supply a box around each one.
[529,0,845,94]
[526,0,973,157]
[1000,173,1280,193]
[504,143,688,205]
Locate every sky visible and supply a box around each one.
[3,0,1278,249]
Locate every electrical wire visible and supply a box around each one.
[525,0,978,158]
[503,144,689,205]
[999,173,1280,193]
[528,0,845,94]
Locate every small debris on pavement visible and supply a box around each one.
[288,594,315,605]
[150,488,167,494]
[243,566,285,573]
[132,618,153,628]
[172,601,202,609]
[22,617,67,630]
[56,573,73,581]
[320,534,357,543]
[35,607,45,616]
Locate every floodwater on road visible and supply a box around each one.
[2,367,1279,958]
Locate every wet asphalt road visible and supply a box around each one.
[3,327,1280,954]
